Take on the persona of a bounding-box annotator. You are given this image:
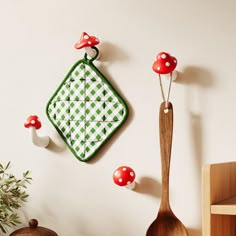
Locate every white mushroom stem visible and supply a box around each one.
[29,127,50,148]
[85,47,100,60]
[125,181,136,190]
[162,70,178,81]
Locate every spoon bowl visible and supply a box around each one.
[146,211,188,236]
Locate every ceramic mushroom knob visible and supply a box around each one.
[75,32,100,59]
[152,52,178,80]
[113,166,136,190]
[24,115,50,148]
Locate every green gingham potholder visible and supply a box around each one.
[46,47,128,162]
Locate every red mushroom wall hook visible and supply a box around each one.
[113,166,136,190]
[24,115,50,148]
[152,52,178,81]
[75,32,100,59]
[152,52,178,108]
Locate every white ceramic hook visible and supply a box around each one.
[24,115,50,148]
[85,47,100,60]
[162,70,178,81]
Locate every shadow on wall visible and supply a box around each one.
[98,41,130,64]
[177,65,216,172]
[177,66,216,87]
[177,65,217,177]
[177,66,217,236]
[134,176,161,199]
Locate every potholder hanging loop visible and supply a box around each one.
[84,46,99,62]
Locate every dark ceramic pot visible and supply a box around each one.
[9,219,58,236]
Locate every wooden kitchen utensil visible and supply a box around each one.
[146,102,188,236]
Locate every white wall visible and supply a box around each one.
[0,0,235,235]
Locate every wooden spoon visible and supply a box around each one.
[146,102,188,236]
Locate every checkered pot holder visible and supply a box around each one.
[46,48,128,161]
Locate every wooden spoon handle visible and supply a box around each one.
[159,102,173,211]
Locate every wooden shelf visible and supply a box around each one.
[211,196,236,215]
[202,162,236,236]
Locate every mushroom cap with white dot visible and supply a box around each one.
[165,62,170,67]
[113,166,136,186]
[161,54,167,59]
[75,32,100,50]
[152,52,177,74]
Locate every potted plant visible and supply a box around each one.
[0,162,32,234]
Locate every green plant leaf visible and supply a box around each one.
[0,162,32,234]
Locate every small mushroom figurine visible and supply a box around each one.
[152,52,178,81]
[75,32,100,59]
[113,166,136,190]
[24,115,50,148]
